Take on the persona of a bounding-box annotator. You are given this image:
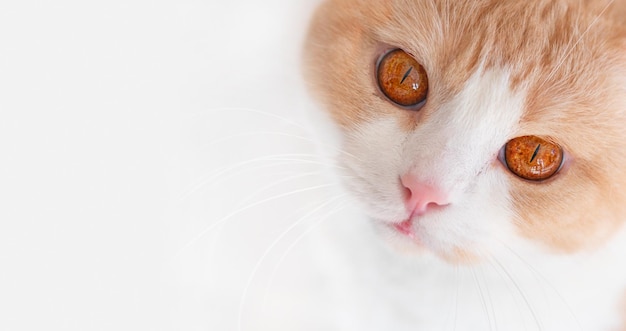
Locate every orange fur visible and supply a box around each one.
[508,2,626,252]
[304,0,626,252]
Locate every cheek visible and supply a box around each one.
[307,38,426,131]
[425,171,517,256]
[324,79,423,133]
[508,162,623,252]
[337,119,411,219]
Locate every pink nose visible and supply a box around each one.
[400,174,450,216]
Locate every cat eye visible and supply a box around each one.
[377,49,428,108]
[503,136,564,181]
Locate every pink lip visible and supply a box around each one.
[393,219,415,239]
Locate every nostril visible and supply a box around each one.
[402,186,412,201]
[400,174,450,216]
[425,201,445,212]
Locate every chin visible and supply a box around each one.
[373,218,484,265]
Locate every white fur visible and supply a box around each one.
[313,67,626,330]
[316,216,626,331]
[340,68,523,258]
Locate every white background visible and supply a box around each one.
[0,1,341,330]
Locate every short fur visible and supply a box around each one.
[303,0,626,330]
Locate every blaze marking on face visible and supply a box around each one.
[334,68,525,261]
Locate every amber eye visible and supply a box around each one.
[377,49,428,108]
[504,136,564,181]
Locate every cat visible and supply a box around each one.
[302,0,626,330]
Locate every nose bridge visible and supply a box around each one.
[401,112,499,194]
[400,68,525,191]
[402,119,475,179]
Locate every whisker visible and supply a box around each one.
[190,106,366,165]
[194,107,309,131]
[237,171,324,207]
[318,146,364,163]
[236,195,347,331]
[178,153,346,201]
[538,0,614,91]
[178,160,298,202]
[478,265,498,331]
[499,243,583,331]
[486,258,530,331]
[450,265,460,331]
[203,129,363,163]
[261,198,349,310]
[205,130,317,149]
[490,257,543,331]
[176,183,337,254]
[207,157,344,193]
[471,267,494,331]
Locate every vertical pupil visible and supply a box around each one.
[400,67,413,84]
[529,144,541,163]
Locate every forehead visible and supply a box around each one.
[357,0,622,117]
[306,0,625,129]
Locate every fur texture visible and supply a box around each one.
[303,0,626,330]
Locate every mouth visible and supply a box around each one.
[383,216,478,264]
[381,218,431,254]
[392,219,415,238]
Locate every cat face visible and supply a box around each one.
[304,0,626,262]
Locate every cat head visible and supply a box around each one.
[304,0,626,263]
